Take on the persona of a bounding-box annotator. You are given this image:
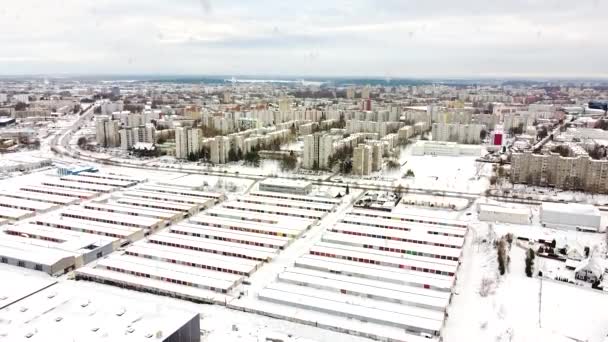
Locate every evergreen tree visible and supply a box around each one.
[525,248,535,277]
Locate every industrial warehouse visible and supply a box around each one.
[75,188,336,304]
[250,208,468,341]
[0,171,472,342]
[0,274,200,342]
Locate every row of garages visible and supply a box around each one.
[257,208,468,340]
[0,172,164,276]
[75,189,342,304]
[0,171,146,222]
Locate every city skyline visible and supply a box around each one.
[1,0,607,78]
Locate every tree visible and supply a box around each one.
[290,123,296,136]
[228,147,238,162]
[14,102,27,111]
[386,159,400,170]
[345,184,350,195]
[405,169,415,178]
[537,127,548,140]
[525,248,535,277]
[497,238,508,276]
[341,159,353,174]
[394,184,404,200]
[280,151,298,171]
[584,246,590,258]
[244,150,260,167]
[156,136,167,145]
[77,137,87,148]
[550,239,556,249]
[480,129,488,141]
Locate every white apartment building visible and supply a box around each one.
[398,126,414,141]
[13,94,30,104]
[210,136,230,164]
[511,150,608,193]
[412,140,482,156]
[119,124,156,150]
[95,115,120,147]
[503,113,532,132]
[303,133,333,170]
[432,123,484,144]
[126,113,145,127]
[175,127,201,159]
[278,98,291,113]
[370,141,383,172]
[346,120,388,137]
[299,122,316,136]
[346,88,355,99]
[353,144,372,175]
[101,101,124,115]
[361,86,371,99]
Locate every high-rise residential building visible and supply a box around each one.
[111,86,120,97]
[370,142,383,171]
[431,123,484,144]
[361,86,371,100]
[223,92,231,104]
[346,88,355,99]
[126,113,144,127]
[101,101,124,115]
[95,115,120,147]
[303,133,333,170]
[13,94,30,104]
[511,150,608,193]
[210,136,230,164]
[278,98,291,113]
[175,127,201,159]
[353,144,372,175]
[120,124,157,150]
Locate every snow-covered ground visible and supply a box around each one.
[445,222,608,342]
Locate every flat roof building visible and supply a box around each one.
[3,190,80,205]
[115,197,201,216]
[250,190,341,206]
[20,184,98,199]
[34,216,146,242]
[0,281,201,342]
[259,178,312,195]
[0,234,76,276]
[41,179,116,193]
[540,202,602,232]
[0,207,34,221]
[84,202,183,225]
[0,196,58,213]
[60,207,163,232]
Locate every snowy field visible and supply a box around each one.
[445,222,608,342]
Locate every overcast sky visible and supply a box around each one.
[0,0,606,78]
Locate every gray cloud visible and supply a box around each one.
[0,0,606,77]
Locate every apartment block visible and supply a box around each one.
[303,133,333,170]
[353,144,373,176]
[511,151,608,193]
[175,127,201,159]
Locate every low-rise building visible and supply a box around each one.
[259,178,312,195]
[540,202,602,232]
